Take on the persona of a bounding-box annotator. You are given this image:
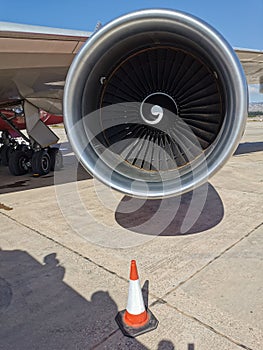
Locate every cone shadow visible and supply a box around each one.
[142,280,149,309]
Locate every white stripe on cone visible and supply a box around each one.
[126,279,146,315]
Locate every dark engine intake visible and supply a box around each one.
[63,9,247,198]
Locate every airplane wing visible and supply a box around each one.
[0,22,262,113]
[0,17,261,179]
[0,22,262,147]
[0,22,91,114]
[235,48,263,86]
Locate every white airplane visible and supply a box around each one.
[0,9,262,198]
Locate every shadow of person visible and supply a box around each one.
[115,183,224,236]
[0,250,126,349]
[0,249,178,350]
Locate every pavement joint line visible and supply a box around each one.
[0,211,261,349]
[161,302,253,350]
[0,210,162,306]
[0,211,129,285]
[0,211,157,349]
[159,221,263,300]
[145,222,263,350]
[88,293,254,350]
[90,329,120,350]
[0,212,262,299]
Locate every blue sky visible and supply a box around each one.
[1,0,262,101]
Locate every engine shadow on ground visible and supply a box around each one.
[0,141,92,195]
[0,249,190,350]
[115,183,224,236]
[234,141,263,155]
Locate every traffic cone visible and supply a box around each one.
[115,260,158,337]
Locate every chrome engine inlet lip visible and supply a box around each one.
[63,9,247,199]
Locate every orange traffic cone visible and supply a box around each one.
[115,260,158,337]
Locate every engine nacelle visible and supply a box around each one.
[63,9,247,198]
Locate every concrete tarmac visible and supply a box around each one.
[0,121,262,350]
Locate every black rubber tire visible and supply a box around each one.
[31,150,51,176]
[49,148,64,171]
[8,150,30,175]
[0,145,11,166]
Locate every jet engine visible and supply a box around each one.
[63,9,247,198]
